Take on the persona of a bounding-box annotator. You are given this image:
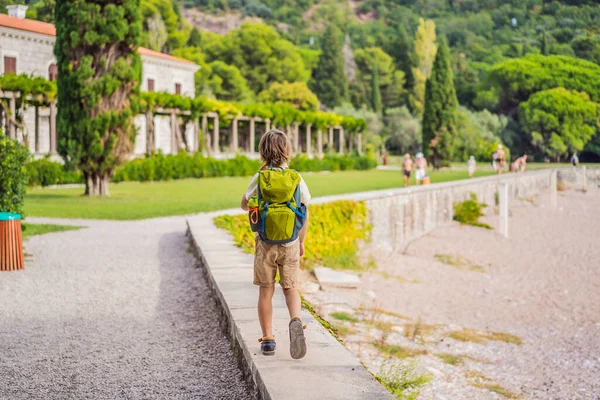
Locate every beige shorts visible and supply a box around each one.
[254,238,300,289]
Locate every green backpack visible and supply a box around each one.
[248,167,307,244]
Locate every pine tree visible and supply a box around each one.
[422,38,458,169]
[371,62,383,113]
[312,24,349,108]
[55,0,142,196]
[187,28,202,47]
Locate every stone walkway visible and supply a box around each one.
[0,217,254,400]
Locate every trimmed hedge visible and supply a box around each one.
[214,200,371,271]
[25,153,378,186]
[0,131,29,215]
[26,158,82,187]
[113,153,377,183]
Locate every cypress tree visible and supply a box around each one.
[312,24,349,108]
[371,62,383,113]
[540,31,549,56]
[396,26,416,93]
[422,38,458,169]
[187,28,202,47]
[55,0,142,196]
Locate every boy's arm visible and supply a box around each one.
[241,195,249,211]
[299,208,309,257]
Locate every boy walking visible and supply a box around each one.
[240,129,311,360]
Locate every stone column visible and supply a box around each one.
[328,127,334,152]
[357,133,363,155]
[231,117,239,153]
[202,114,209,154]
[265,118,271,132]
[338,126,345,154]
[499,182,509,238]
[193,118,200,152]
[306,124,312,157]
[317,129,323,157]
[49,101,57,153]
[34,106,40,153]
[249,118,256,154]
[170,111,178,153]
[293,123,300,154]
[213,114,220,153]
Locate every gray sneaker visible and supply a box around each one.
[289,317,307,359]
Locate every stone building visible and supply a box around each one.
[0,5,200,156]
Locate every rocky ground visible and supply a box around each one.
[301,185,600,400]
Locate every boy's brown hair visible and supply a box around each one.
[259,129,291,167]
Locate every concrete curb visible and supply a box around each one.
[186,214,394,400]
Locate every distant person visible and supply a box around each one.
[571,152,579,167]
[402,153,413,187]
[512,155,528,172]
[495,144,506,175]
[468,156,476,178]
[382,152,388,166]
[240,129,310,360]
[415,152,428,185]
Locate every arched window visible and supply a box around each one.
[48,64,58,82]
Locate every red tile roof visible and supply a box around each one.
[0,14,196,66]
[138,47,197,65]
[0,13,55,36]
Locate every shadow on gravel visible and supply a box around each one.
[157,231,255,400]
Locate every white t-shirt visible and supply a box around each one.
[245,172,311,205]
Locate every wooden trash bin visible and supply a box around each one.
[0,212,25,272]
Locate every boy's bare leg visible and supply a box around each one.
[258,286,275,337]
[283,287,302,319]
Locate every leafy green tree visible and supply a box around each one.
[371,62,382,113]
[483,55,600,114]
[540,31,550,56]
[519,88,598,161]
[354,47,403,110]
[258,81,319,111]
[218,23,309,94]
[422,38,458,168]
[208,61,253,102]
[312,24,349,109]
[28,0,55,22]
[55,0,142,196]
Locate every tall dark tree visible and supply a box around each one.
[422,38,458,169]
[371,62,383,113]
[55,0,142,196]
[187,28,202,47]
[395,26,416,94]
[312,24,349,108]
[540,31,549,56]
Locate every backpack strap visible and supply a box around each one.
[287,201,305,218]
[261,202,269,233]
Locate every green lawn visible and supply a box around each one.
[24,169,495,220]
[22,223,84,238]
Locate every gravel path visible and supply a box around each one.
[0,217,254,400]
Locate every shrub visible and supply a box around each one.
[453,193,492,229]
[0,131,29,216]
[113,153,377,183]
[26,158,83,187]
[213,200,371,271]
